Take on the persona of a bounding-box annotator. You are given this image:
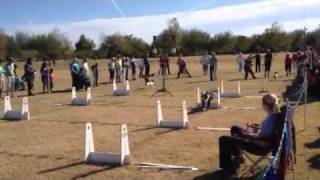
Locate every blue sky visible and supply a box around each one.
[1,0,320,44]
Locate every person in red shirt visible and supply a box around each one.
[284,53,293,76]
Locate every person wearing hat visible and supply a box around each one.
[4,57,15,96]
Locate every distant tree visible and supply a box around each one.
[259,22,291,51]
[233,35,251,53]
[210,31,236,54]
[75,34,96,58]
[0,31,6,59]
[98,33,149,58]
[180,29,210,55]
[6,36,21,58]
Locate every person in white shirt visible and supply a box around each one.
[82,59,89,77]
[236,52,245,73]
[200,52,209,76]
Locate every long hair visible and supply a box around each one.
[262,93,280,113]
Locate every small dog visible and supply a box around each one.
[274,72,279,80]
[201,91,213,111]
[144,73,155,88]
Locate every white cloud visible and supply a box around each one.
[16,0,320,45]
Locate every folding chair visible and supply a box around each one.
[239,106,289,178]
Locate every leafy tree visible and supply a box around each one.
[75,34,96,58]
[0,31,6,59]
[180,29,210,55]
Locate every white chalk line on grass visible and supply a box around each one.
[137,162,199,171]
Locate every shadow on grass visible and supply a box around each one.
[186,80,208,84]
[193,169,257,180]
[70,166,118,180]
[188,108,204,115]
[131,126,157,133]
[307,154,320,170]
[304,138,320,149]
[155,128,180,135]
[38,161,119,180]
[38,161,85,174]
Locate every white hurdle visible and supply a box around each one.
[156,100,189,129]
[196,88,221,109]
[3,96,30,120]
[113,79,130,96]
[71,87,92,106]
[84,123,130,166]
[220,80,241,98]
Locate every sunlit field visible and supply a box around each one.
[0,54,319,180]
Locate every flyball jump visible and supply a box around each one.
[195,87,222,109]
[84,123,130,166]
[220,80,241,98]
[113,79,130,96]
[156,100,189,129]
[71,87,92,106]
[3,96,30,120]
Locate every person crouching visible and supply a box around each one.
[201,90,214,111]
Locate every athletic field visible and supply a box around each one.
[0,54,319,180]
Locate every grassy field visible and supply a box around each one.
[0,54,319,180]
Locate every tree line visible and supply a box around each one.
[0,19,320,61]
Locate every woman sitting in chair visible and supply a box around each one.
[219,93,280,175]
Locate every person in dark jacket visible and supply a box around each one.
[255,53,261,72]
[143,54,150,76]
[24,58,36,96]
[264,49,273,78]
[176,54,191,79]
[209,52,218,81]
[244,55,256,80]
[91,58,99,87]
[40,61,50,93]
[284,53,293,76]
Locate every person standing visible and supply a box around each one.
[82,59,90,77]
[284,53,293,77]
[115,55,122,82]
[200,52,209,76]
[24,58,36,96]
[244,55,256,80]
[176,54,191,79]
[40,61,50,93]
[264,49,273,78]
[143,54,150,77]
[138,58,144,78]
[209,52,218,81]
[91,58,99,87]
[164,54,171,75]
[0,59,4,97]
[159,55,166,75]
[122,56,130,81]
[4,57,15,97]
[129,55,136,80]
[236,52,245,73]
[255,53,261,72]
[108,58,115,83]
